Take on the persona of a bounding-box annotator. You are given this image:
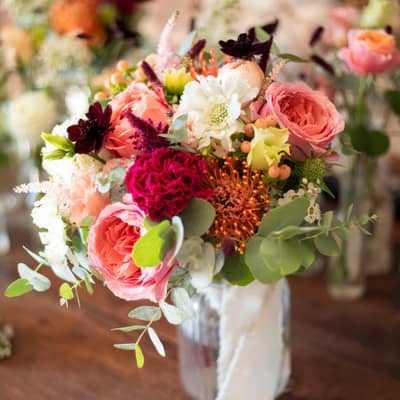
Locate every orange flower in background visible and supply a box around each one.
[50,0,106,46]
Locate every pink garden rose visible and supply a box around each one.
[339,29,400,75]
[324,6,359,47]
[251,82,344,159]
[68,170,110,226]
[105,83,170,158]
[88,201,175,302]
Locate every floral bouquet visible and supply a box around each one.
[6,13,374,399]
[305,0,400,297]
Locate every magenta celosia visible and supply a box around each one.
[125,148,213,221]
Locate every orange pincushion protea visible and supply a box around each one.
[50,0,106,46]
[205,157,269,254]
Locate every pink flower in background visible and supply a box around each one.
[88,201,175,302]
[105,83,170,157]
[125,148,213,221]
[339,29,400,75]
[68,171,110,226]
[252,82,344,160]
[324,6,359,47]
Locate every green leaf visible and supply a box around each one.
[359,213,371,225]
[171,287,195,319]
[384,90,400,116]
[159,301,187,325]
[17,263,51,292]
[299,240,316,268]
[128,306,162,321]
[132,220,173,267]
[59,283,74,300]
[113,343,136,351]
[23,246,49,266]
[278,53,309,63]
[170,216,185,264]
[41,133,74,152]
[4,278,34,298]
[314,234,340,256]
[111,325,146,333]
[244,237,282,284]
[148,327,166,357]
[221,254,254,286]
[345,204,354,223]
[179,198,216,237]
[255,26,270,41]
[135,343,145,368]
[321,211,334,234]
[348,124,390,157]
[258,197,310,236]
[271,225,320,240]
[161,114,189,143]
[143,216,159,231]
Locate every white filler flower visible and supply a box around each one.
[179,74,258,155]
[8,91,58,146]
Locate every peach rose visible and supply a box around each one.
[88,202,175,302]
[339,29,400,75]
[251,82,344,159]
[105,83,170,158]
[68,170,110,226]
[324,6,359,47]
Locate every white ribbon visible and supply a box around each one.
[206,280,290,400]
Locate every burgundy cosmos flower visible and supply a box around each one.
[67,102,112,154]
[125,148,213,221]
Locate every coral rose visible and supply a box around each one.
[105,83,170,158]
[338,29,400,75]
[88,201,176,302]
[252,82,344,159]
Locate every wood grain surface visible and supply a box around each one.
[1,210,400,400]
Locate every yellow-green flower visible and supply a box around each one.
[247,127,290,171]
[360,0,399,28]
[164,68,192,96]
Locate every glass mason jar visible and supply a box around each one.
[177,279,290,400]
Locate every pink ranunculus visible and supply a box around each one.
[68,171,110,226]
[252,82,344,160]
[88,201,176,302]
[104,83,170,158]
[338,29,400,75]
[323,6,359,48]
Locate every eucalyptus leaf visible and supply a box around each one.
[4,278,34,298]
[322,211,334,234]
[162,114,189,143]
[132,220,173,267]
[170,216,185,264]
[278,53,309,63]
[299,240,316,268]
[128,306,162,321]
[111,325,146,333]
[23,246,49,266]
[314,234,340,256]
[179,198,216,237]
[189,242,215,289]
[258,197,310,236]
[159,301,186,325]
[17,263,50,292]
[221,254,254,286]
[135,343,145,368]
[113,343,136,351]
[171,287,195,319]
[59,283,74,300]
[148,327,166,357]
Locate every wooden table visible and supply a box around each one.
[1,211,400,400]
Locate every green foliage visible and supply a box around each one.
[17,263,50,292]
[112,325,146,333]
[59,283,74,301]
[160,287,195,324]
[277,53,309,63]
[161,114,189,144]
[135,344,145,368]
[221,254,254,286]
[384,90,400,116]
[347,124,390,157]
[179,198,216,237]
[4,279,33,298]
[41,133,75,160]
[148,327,166,357]
[314,234,340,256]
[95,166,126,194]
[132,220,174,267]
[258,197,310,236]
[128,306,162,322]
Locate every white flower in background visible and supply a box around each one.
[0,25,34,67]
[36,34,92,88]
[8,91,58,146]
[65,87,90,118]
[179,75,257,155]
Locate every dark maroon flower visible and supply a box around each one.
[125,148,213,221]
[67,102,112,154]
[261,19,279,35]
[311,54,336,76]
[309,26,324,47]
[123,110,169,153]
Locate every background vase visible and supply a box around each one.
[178,279,290,400]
